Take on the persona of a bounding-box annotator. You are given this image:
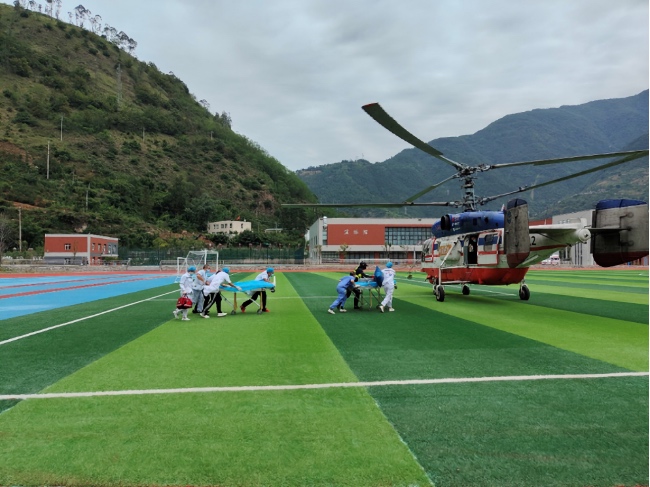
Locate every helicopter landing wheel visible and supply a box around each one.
[462,284,470,296]
[519,284,530,301]
[435,285,445,302]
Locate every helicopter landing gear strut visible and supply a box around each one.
[434,284,445,302]
[430,277,446,302]
[518,281,530,301]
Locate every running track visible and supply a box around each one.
[0,273,175,320]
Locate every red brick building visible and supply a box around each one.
[306,217,438,264]
[43,234,119,265]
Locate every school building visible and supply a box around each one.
[43,234,119,265]
[306,217,438,264]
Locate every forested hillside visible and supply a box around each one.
[297,91,649,219]
[0,2,317,250]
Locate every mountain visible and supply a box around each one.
[0,3,317,250]
[297,91,649,219]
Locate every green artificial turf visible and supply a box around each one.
[392,278,648,371]
[0,389,430,487]
[1,269,647,487]
[372,377,648,487]
[0,286,178,413]
[0,273,431,487]
[287,271,649,487]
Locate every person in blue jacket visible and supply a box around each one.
[328,273,358,314]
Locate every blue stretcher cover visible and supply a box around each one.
[356,279,378,289]
[373,266,384,287]
[220,280,275,293]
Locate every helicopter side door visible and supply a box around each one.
[477,231,500,265]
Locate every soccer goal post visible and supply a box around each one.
[175,250,219,282]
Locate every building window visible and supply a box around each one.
[64,243,71,250]
[384,227,431,246]
[92,243,95,251]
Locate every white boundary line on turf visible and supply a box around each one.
[2,372,646,400]
[0,290,179,347]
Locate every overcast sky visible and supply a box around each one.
[7,0,649,170]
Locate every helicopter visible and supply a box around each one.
[284,103,649,302]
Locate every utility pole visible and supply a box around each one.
[46,140,50,179]
[18,207,22,252]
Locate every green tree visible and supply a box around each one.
[0,213,16,264]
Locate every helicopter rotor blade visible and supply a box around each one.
[478,151,648,205]
[403,173,459,203]
[486,149,648,170]
[362,103,465,171]
[282,201,458,208]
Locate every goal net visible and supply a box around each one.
[175,250,219,282]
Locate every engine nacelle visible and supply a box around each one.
[504,198,530,268]
[591,199,649,267]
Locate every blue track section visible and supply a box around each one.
[0,274,175,320]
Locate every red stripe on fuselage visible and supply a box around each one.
[423,266,529,285]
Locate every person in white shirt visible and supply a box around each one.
[379,262,396,313]
[240,267,274,313]
[192,264,210,314]
[174,266,195,321]
[201,267,241,318]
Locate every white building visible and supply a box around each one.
[207,220,251,236]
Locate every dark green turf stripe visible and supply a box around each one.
[461,289,648,324]
[285,273,628,383]
[521,279,648,294]
[0,286,176,413]
[288,272,648,487]
[526,270,648,287]
[371,377,648,487]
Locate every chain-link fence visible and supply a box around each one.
[119,246,306,267]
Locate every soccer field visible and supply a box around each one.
[0,269,647,486]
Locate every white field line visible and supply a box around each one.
[2,372,646,401]
[0,290,179,347]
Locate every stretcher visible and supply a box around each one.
[219,280,275,315]
[354,279,383,310]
